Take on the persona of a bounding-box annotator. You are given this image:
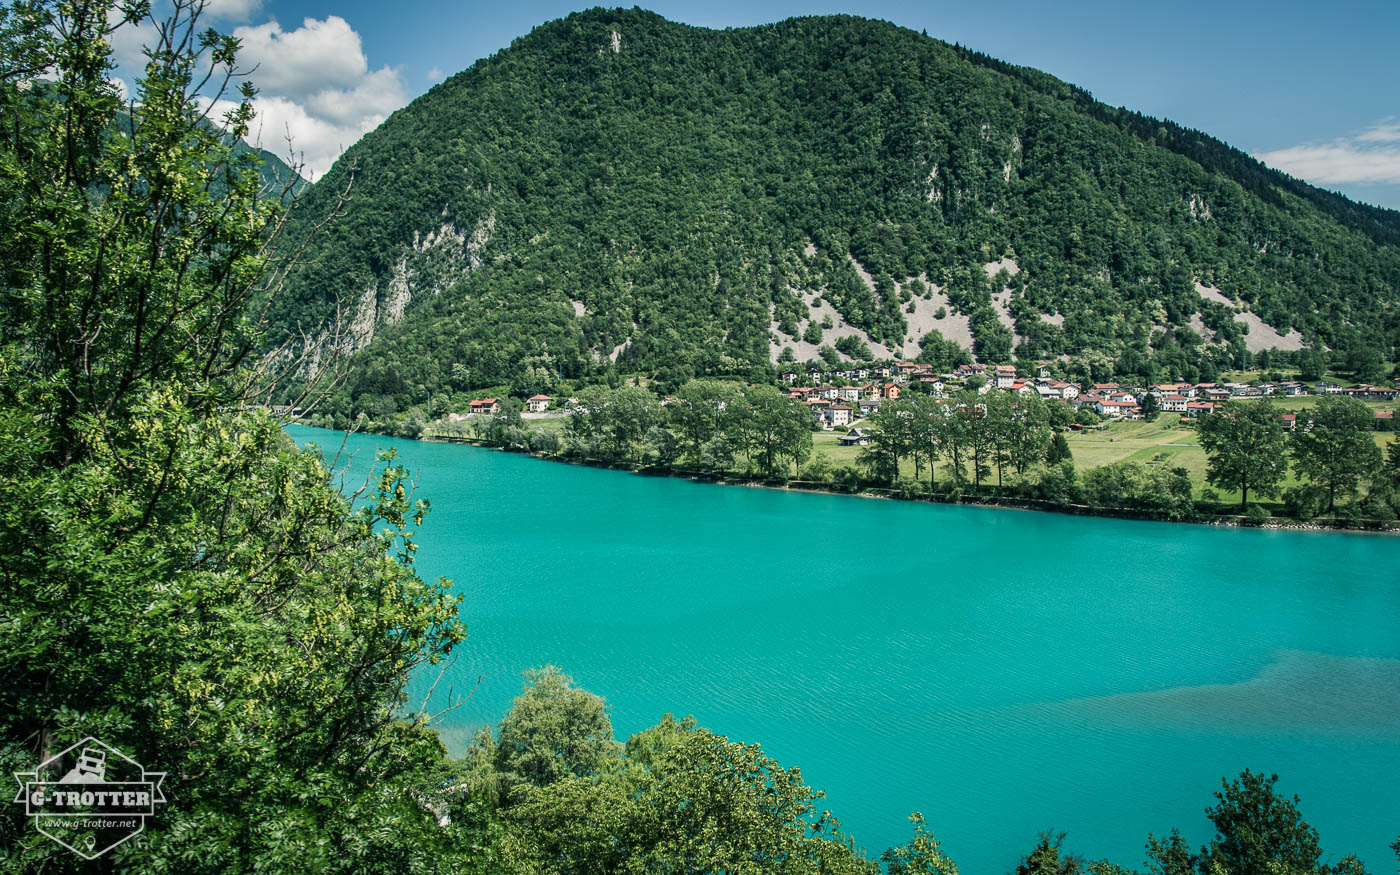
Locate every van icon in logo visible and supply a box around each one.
[12,737,167,859]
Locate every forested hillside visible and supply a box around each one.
[270,8,1400,421]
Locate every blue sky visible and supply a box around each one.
[126,0,1400,208]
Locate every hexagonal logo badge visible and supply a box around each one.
[12,737,167,859]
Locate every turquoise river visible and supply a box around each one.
[287,425,1400,872]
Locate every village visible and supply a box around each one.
[772,361,1399,434]
[449,362,1400,438]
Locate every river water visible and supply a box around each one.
[288,425,1400,872]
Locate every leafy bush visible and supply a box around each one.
[1282,484,1325,520]
[1243,503,1271,525]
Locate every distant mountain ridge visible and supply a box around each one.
[268,8,1399,420]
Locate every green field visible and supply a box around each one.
[1058,411,1394,502]
[811,405,1395,503]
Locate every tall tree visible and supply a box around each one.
[882,813,960,875]
[1292,396,1383,513]
[671,379,742,466]
[1046,432,1074,466]
[0,1,468,869]
[741,383,811,478]
[1196,401,1289,511]
[1016,833,1083,875]
[1197,771,1323,875]
[866,400,917,483]
[492,666,620,798]
[1139,391,1160,420]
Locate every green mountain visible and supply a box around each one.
[271,8,1400,420]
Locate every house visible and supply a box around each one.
[469,398,500,415]
[880,383,901,400]
[1204,388,1232,402]
[818,385,840,401]
[839,428,871,446]
[857,397,882,416]
[1096,399,1140,419]
[525,394,552,413]
[1348,385,1398,401]
[1185,401,1217,418]
[839,385,861,402]
[1280,413,1298,432]
[1159,394,1189,413]
[828,404,854,427]
[1376,410,1395,431]
[779,370,798,384]
[994,364,1018,389]
[1036,380,1080,401]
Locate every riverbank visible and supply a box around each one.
[302,421,1397,535]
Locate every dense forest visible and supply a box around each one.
[268,8,1400,423]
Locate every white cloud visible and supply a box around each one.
[427,66,444,83]
[106,17,159,72]
[107,12,408,179]
[1256,120,1400,186]
[302,66,406,128]
[223,67,407,177]
[232,17,368,99]
[224,16,406,178]
[204,0,262,23]
[1355,119,1400,143]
